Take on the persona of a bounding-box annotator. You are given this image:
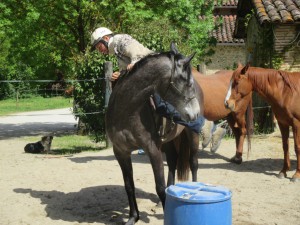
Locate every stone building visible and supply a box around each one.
[234,0,300,71]
[204,0,246,74]
[234,0,300,132]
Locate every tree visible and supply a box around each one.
[0,0,216,139]
[1,0,215,77]
[0,0,101,80]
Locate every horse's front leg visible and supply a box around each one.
[148,146,167,208]
[113,147,139,225]
[292,123,300,182]
[277,122,290,179]
[227,116,244,164]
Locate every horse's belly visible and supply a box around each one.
[203,103,230,121]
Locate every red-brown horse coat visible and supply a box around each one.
[226,64,300,181]
[192,69,252,163]
[193,69,232,120]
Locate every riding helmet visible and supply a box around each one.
[91,27,113,49]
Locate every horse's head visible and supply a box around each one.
[225,63,253,112]
[158,43,201,122]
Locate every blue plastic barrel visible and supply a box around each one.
[164,182,232,225]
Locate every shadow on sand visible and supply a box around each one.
[14,185,163,225]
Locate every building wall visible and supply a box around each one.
[243,17,274,132]
[205,45,246,74]
[274,25,300,72]
[245,17,270,67]
[246,17,300,71]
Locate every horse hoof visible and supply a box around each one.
[125,217,137,225]
[230,156,242,164]
[291,178,300,182]
[277,172,287,179]
[291,175,300,182]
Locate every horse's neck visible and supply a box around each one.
[248,68,283,103]
[116,57,170,99]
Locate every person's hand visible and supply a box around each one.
[111,71,120,81]
[127,63,134,71]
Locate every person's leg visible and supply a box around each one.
[138,149,145,155]
[210,126,226,153]
[200,120,214,149]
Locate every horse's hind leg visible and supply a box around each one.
[292,122,300,181]
[277,122,290,179]
[113,147,139,225]
[185,129,199,182]
[163,141,178,186]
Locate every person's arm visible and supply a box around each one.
[121,38,153,67]
[111,71,120,81]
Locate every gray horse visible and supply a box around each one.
[106,43,203,225]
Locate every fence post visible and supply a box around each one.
[197,63,206,75]
[104,61,113,148]
[104,61,113,107]
[16,89,19,107]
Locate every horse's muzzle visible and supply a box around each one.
[225,100,235,112]
[184,98,200,121]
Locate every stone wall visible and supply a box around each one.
[245,17,300,71]
[274,25,300,72]
[205,45,246,74]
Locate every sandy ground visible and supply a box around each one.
[0,108,300,225]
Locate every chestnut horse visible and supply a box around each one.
[194,69,253,164]
[225,64,300,181]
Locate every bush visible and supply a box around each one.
[0,73,15,100]
[0,63,38,100]
[73,51,117,142]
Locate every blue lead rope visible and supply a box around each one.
[152,93,205,134]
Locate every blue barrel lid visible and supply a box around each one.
[165,182,232,203]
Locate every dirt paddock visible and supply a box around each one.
[0,109,299,225]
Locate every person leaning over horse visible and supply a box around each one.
[91,27,153,81]
[91,27,153,155]
[91,27,225,152]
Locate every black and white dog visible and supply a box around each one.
[24,136,53,154]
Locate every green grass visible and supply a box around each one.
[0,96,73,116]
[23,135,107,155]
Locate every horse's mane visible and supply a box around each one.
[278,70,299,92]
[247,67,298,93]
[129,51,170,74]
[130,50,190,73]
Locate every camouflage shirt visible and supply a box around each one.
[108,34,153,71]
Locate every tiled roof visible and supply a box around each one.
[200,1,245,45]
[214,0,238,7]
[253,0,300,24]
[212,15,245,45]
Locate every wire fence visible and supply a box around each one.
[0,78,109,97]
[1,77,273,137]
[0,78,109,117]
[0,78,106,83]
[1,77,272,114]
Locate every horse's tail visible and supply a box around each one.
[176,131,190,181]
[245,97,254,158]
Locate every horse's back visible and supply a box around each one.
[270,70,300,123]
[192,70,232,120]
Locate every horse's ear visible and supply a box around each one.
[237,62,244,68]
[170,42,179,54]
[41,136,47,141]
[241,63,250,75]
[178,52,196,67]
